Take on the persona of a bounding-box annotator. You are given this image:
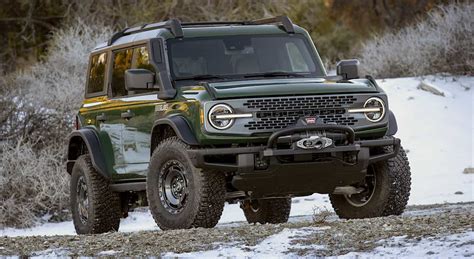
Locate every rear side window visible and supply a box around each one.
[87,52,108,94]
[111,45,155,97]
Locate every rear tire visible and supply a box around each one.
[70,155,121,234]
[147,137,226,230]
[241,198,291,224]
[329,145,411,219]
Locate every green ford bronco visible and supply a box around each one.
[67,16,411,234]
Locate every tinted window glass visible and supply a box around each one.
[111,49,133,97]
[111,46,155,97]
[286,42,310,72]
[167,34,323,81]
[87,52,107,94]
[134,46,155,72]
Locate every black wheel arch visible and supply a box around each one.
[67,128,110,179]
[386,110,398,136]
[151,116,199,155]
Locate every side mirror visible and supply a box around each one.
[125,69,156,91]
[336,59,360,80]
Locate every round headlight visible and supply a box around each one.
[364,97,385,122]
[208,104,234,130]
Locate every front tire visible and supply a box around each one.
[329,146,411,219]
[240,198,291,224]
[70,155,121,234]
[147,137,226,230]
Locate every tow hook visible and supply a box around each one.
[296,135,333,150]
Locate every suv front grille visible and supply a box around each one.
[243,95,357,110]
[243,95,358,131]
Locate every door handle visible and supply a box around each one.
[96,113,107,122]
[121,110,134,119]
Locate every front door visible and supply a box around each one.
[109,44,161,177]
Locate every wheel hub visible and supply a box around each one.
[344,165,377,207]
[159,160,189,214]
[76,176,89,224]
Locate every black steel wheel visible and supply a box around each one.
[343,166,377,207]
[330,145,411,219]
[147,137,226,230]
[70,155,121,234]
[159,160,189,214]
[76,175,89,225]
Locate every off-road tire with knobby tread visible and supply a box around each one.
[147,137,226,230]
[241,198,292,224]
[329,144,411,219]
[70,154,121,234]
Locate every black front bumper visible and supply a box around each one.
[188,125,400,197]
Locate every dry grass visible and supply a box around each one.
[0,141,69,227]
[0,21,112,228]
[311,206,332,224]
[359,3,473,78]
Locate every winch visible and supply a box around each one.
[296,135,333,150]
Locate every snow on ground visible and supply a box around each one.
[338,231,474,258]
[380,75,473,204]
[164,227,328,258]
[1,75,472,238]
[165,230,474,258]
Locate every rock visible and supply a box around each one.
[463,167,474,174]
[454,191,463,195]
[417,81,445,96]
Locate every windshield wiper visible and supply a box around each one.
[244,71,306,78]
[174,74,227,81]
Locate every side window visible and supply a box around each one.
[87,52,108,94]
[111,49,133,97]
[133,46,155,72]
[111,45,156,97]
[286,42,310,72]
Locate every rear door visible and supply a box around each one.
[80,51,122,178]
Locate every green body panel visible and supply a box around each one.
[207,78,378,99]
[80,99,162,180]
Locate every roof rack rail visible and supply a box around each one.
[108,19,183,46]
[107,16,294,46]
[248,16,295,34]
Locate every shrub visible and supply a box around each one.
[312,206,331,224]
[0,20,112,228]
[0,142,69,227]
[359,2,473,78]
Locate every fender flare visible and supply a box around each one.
[67,128,110,179]
[386,110,398,136]
[151,116,199,148]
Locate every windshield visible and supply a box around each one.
[167,34,324,84]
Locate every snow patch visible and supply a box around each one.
[30,247,69,258]
[338,231,474,258]
[98,250,120,256]
[164,227,327,258]
[379,75,473,204]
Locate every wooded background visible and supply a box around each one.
[0,0,454,73]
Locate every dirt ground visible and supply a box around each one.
[1,202,472,257]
